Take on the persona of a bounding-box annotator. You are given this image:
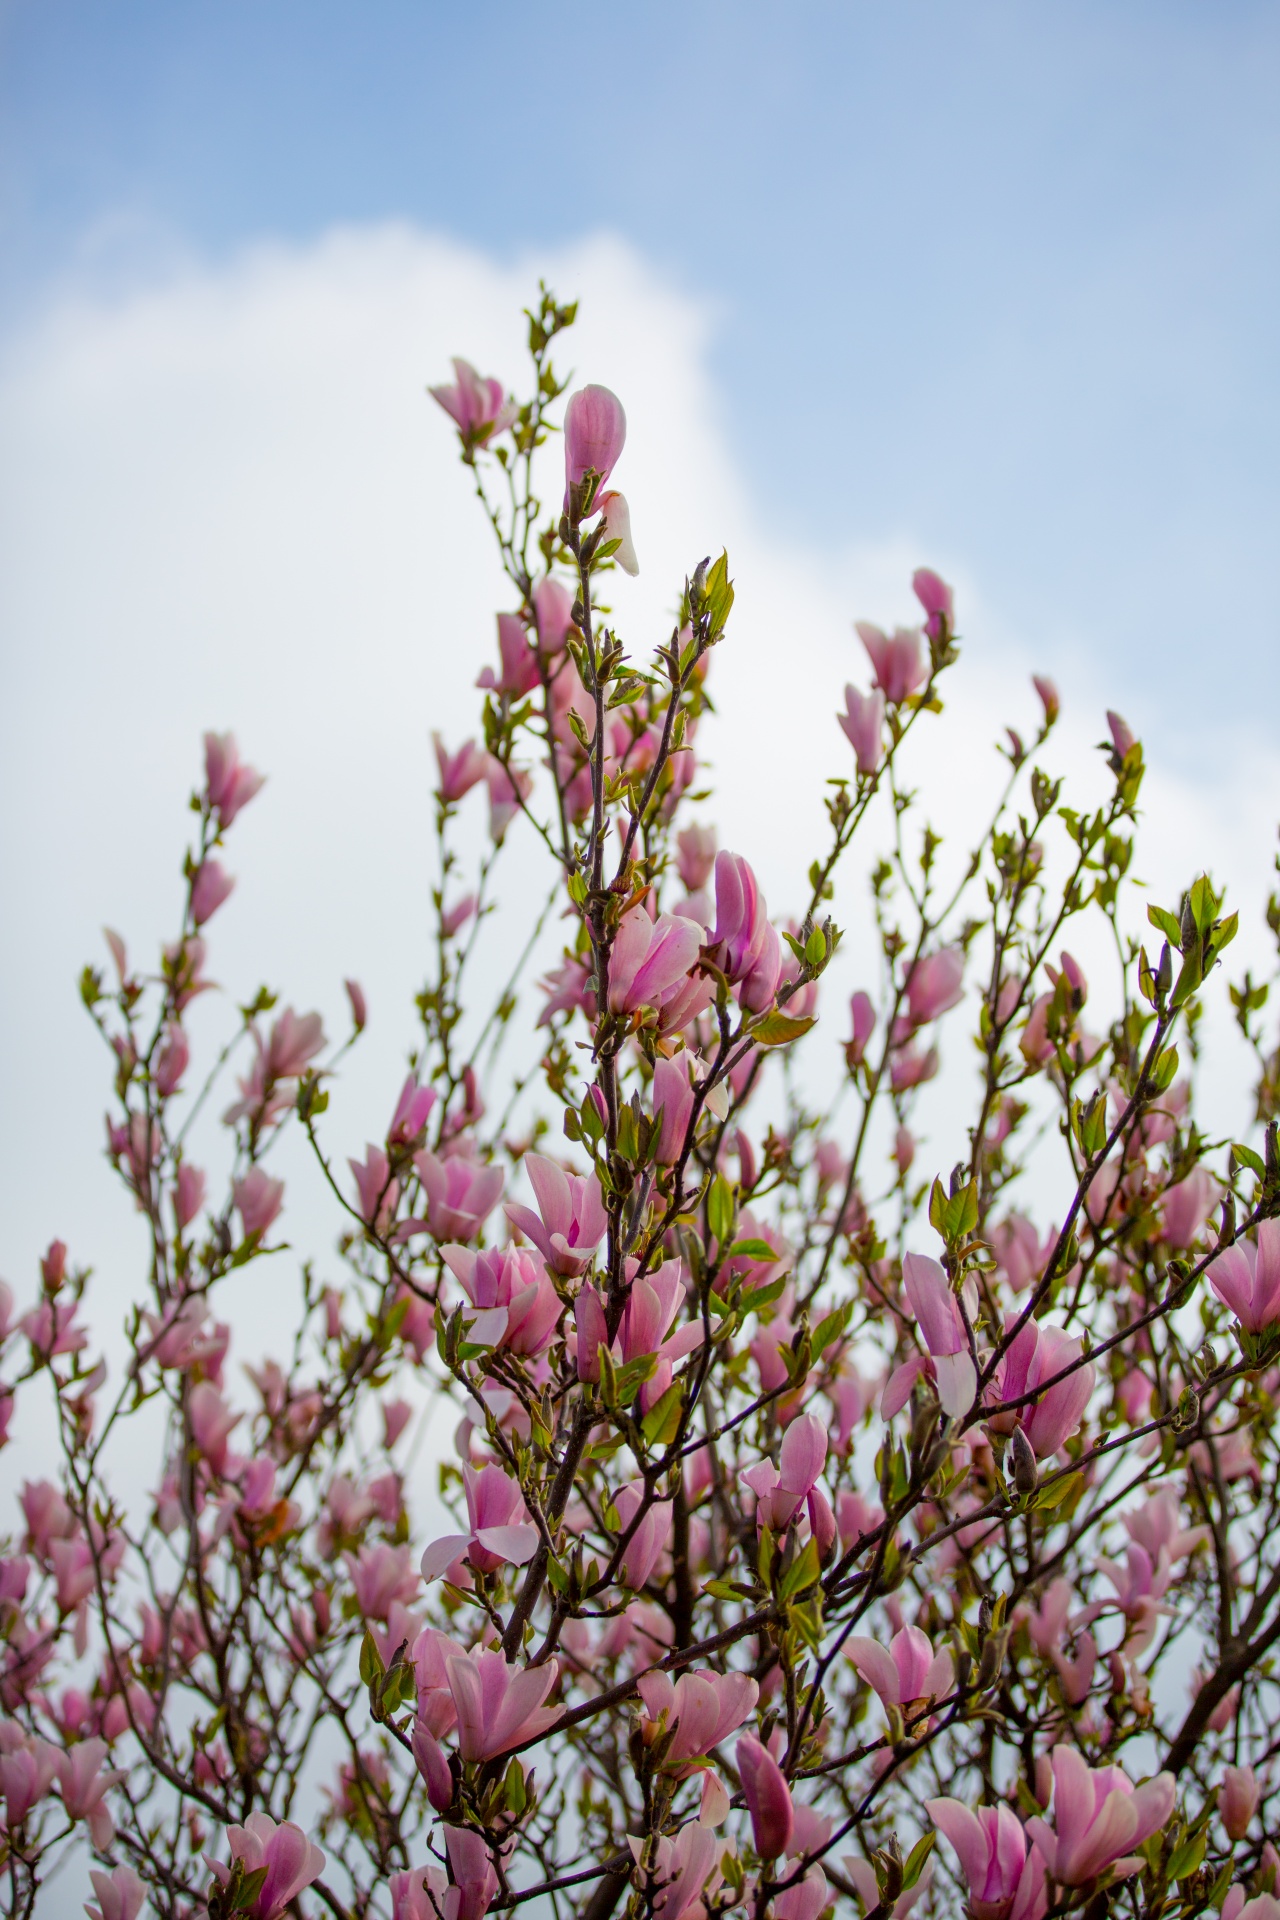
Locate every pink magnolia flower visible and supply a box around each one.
[912,566,954,639]
[847,990,876,1065]
[741,1413,828,1533]
[1106,710,1136,758]
[189,1382,240,1474]
[1032,676,1060,726]
[637,1667,759,1766]
[1161,1166,1219,1250]
[990,1214,1053,1294]
[599,490,639,574]
[889,1042,939,1091]
[204,731,265,828]
[892,1252,976,1419]
[775,1866,829,1920]
[924,1799,1046,1920]
[56,1738,123,1848]
[434,734,490,804]
[677,824,717,893]
[420,1462,538,1581]
[647,1821,720,1920]
[173,1160,207,1230]
[857,621,926,704]
[410,1147,504,1243]
[708,852,783,1012]
[442,1243,562,1355]
[0,1734,59,1827]
[478,612,540,697]
[1025,1746,1174,1887]
[986,1317,1094,1458]
[154,1023,190,1096]
[504,1152,606,1276]
[905,948,965,1026]
[737,1733,794,1858]
[388,1075,438,1146]
[350,1146,398,1233]
[533,576,575,655]
[345,977,368,1030]
[443,1825,500,1920]
[608,908,704,1018]
[50,1536,96,1613]
[1222,1894,1280,1920]
[613,1482,674,1590]
[843,1855,932,1918]
[391,1865,448,1920]
[190,859,235,926]
[233,1168,284,1241]
[538,954,596,1026]
[838,685,885,774]
[846,1624,954,1715]
[564,384,627,504]
[429,358,516,443]
[1208,1220,1280,1331]
[85,1865,146,1920]
[445,1647,561,1761]
[211,1811,326,1920]
[344,1542,419,1620]
[652,1052,697,1164]
[1220,1763,1258,1841]
[1123,1487,1207,1567]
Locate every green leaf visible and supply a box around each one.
[1150,1044,1179,1092]
[707,1176,736,1247]
[1166,1826,1206,1882]
[1189,874,1220,935]
[902,1832,936,1893]
[752,1011,817,1048]
[1032,1471,1083,1511]
[812,1301,852,1360]
[727,1238,779,1261]
[779,1536,821,1600]
[1232,1143,1265,1177]
[1147,903,1183,947]
[641,1381,684,1447]
[359,1631,384,1688]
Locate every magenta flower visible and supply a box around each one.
[563,384,627,505]
[390,1865,448,1920]
[847,990,876,1066]
[233,1168,284,1242]
[636,1667,759,1766]
[349,1146,398,1233]
[211,1811,326,1920]
[444,1647,561,1761]
[924,1799,1045,1920]
[1025,1745,1174,1888]
[708,852,783,1011]
[434,734,490,804]
[189,1382,241,1473]
[429,357,516,443]
[443,1825,500,1920]
[85,1866,146,1920]
[775,1866,829,1920]
[736,1733,794,1858]
[1106,710,1136,758]
[608,908,704,1018]
[387,1075,437,1147]
[344,1541,419,1620]
[504,1152,607,1276]
[410,1147,504,1244]
[1161,1166,1218,1250]
[1220,1763,1259,1840]
[1033,675,1060,725]
[838,684,885,774]
[612,1482,674,1590]
[912,566,955,640]
[857,621,926,703]
[846,1623,954,1714]
[478,612,540,697]
[190,859,235,926]
[986,1317,1094,1459]
[420,1462,538,1582]
[1208,1220,1280,1331]
[56,1738,123,1849]
[0,1735,58,1828]
[905,947,965,1026]
[677,823,717,892]
[203,731,265,828]
[532,576,575,655]
[741,1413,828,1533]
[648,1821,720,1920]
[652,1052,697,1165]
[898,1252,976,1418]
[443,1243,562,1356]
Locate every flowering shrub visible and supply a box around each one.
[4,288,1280,1920]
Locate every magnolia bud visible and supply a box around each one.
[1009,1425,1038,1496]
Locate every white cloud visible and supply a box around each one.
[1,218,1277,1405]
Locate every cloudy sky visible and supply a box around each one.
[2,3,1279,1343]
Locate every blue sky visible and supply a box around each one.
[3,0,1278,729]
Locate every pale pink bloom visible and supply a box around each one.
[0,1735,59,1826]
[893,1126,916,1175]
[504,1152,606,1276]
[912,566,954,640]
[898,1252,976,1418]
[924,1799,1046,1920]
[846,1623,954,1712]
[382,1399,412,1450]
[266,1007,325,1079]
[838,685,885,774]
[1220,1763,1258,1840]
[50,1536,96,1613]
[741,1414,828,1533]
[350,1146,398,1233]
[445,1647,560,1761]
[1123,1486,1206,1566]
[420,1462,538,1581]
[646,1821,720,1920]
[344,1542,419,1619]
[990,1214,1052,1294]
[906,948,965,1026]
[189,1383,241,1474]
[889,1042,938,1090]
[190,859,235,925]
[1106,710,1136,758]
[154,1024,190,1096]
[1025,1746,1174,1887]
[986,1317,1094,1458]
[564,385,627,503]
[204,731,265,828]
[233,1167,284,1241]
[1052,1630,1097,1704]
[857,621,925,703]
[775,1866,829,1920]
[613,1482,674,1590]
[429,357,516,441]
[653,1052,697,1164]
[443,1825,500,1920]
[442,1244,562,1355]
[478,612,540,697]
[211,1810,326,1920]
[1161,1166,1219,1249]
[434,734,489,803]
[1208,1220,1280,1331]
[84,1865,146,1920]
[1222,1894,1280,1920]
[410,1147,504,1243]
[708,852,782,1012]
[608,908,704,1017]
[387,1075,437,1146]
[533,576,575,655]
[677,824,717,893]
[637,1668,758,1767]
[538,953,596,1026]
[599,490,639,574]
[1032,676,1060,725]
[441,894,478,939]
[847,990,876,1066]
[737,1733,793,1857]
[22,1297,89,1360]
[56,1738,123,1849]
[21,1479,75,1557]
[344,977,367,1030]
[843,1854,933,1918]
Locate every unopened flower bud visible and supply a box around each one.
[1009,1425,1038,1495]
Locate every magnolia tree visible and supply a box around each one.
[5,290,1280,1920]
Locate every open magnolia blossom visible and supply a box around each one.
[3,288,1280,1920]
